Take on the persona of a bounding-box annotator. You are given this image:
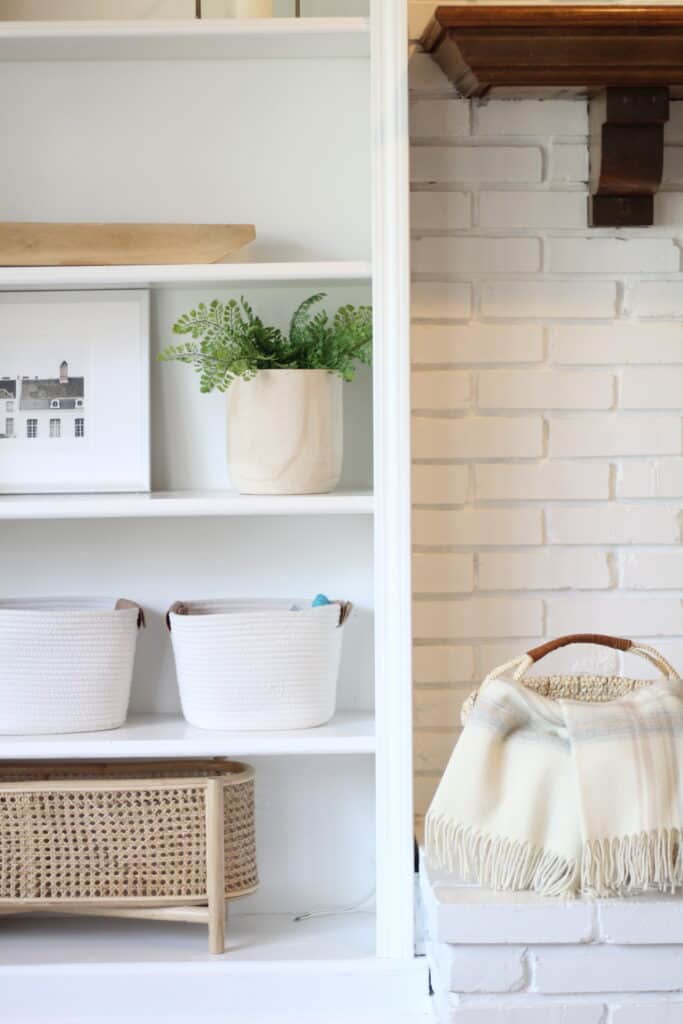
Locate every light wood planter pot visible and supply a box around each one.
[227,369,343,495]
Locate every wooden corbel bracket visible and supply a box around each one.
[590,87,669,227]
[420,5,683,227]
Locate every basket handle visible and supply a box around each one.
[165,600,352,630]
[511,634,678,681]
[527,633,631,662]
[165,601,187,631]
[115,598,145,629]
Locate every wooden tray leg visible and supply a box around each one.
[205,777,226,955]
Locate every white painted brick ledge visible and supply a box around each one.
[422,862,683,1020]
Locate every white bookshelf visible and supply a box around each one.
[0,3,423,1019]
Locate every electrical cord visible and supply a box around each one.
[293,889,376,923]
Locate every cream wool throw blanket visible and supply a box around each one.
[426,673,683,897]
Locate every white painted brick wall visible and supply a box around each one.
[409,54,683,840]
[411,46,683,1024]
[422,863,683,1023]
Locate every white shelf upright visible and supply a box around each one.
[0,3,426,1019]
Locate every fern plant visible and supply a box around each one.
[158,293,372,393]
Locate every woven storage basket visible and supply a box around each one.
[0,758,257,954]
[167,598,352,731]
[0,597,144,736]
[461,633,679,725]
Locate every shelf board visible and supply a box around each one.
[422,5,683,94]
[0,260,372,291]
[0,488,374,520]
[0,710,376,758]
[0,17,370,62]
[0,913,429,1020]
[0,912,376,965]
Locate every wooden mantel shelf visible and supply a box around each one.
[420,5,683,97]
[420,5,683,228]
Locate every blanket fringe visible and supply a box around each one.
[426,813,578,898]
[583,828,683,897]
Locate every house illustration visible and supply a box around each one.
[0,362,85,440]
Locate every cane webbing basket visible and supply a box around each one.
[0,759,257,954]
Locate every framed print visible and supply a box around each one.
[0,290,149,493]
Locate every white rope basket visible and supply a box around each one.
[167,598,352,731]
[0,598,144,735]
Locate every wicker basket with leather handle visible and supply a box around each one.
[460,633,679,726]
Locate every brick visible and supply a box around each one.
[478,641,539,675]
[546,596,683,636]
[656,193,683,225]
[548,505,679,545]
[551,324,683,365]
[412,416,543,459]
[665,102,683,143]
[413,552,474,593]
[412,324,544,365]
[411,146,542,184]
[478,370,613,410]
[549,238,679,274]
[413,728,457,772]
[413,236,541,275]
[411,191,471,231]
[663,146,683,184]
[414,687,471,727]
[534,945,683,994]
[412,464,469,505]
[421,866,596,944]
[409,51,453,92]
[612,1006,683,1024]
[429,941,528,994]
[478,550,611,591]
[550,143,588,183]
[414,507,543,547]
[621,367,683,409]
[621,550,683,589]
[449,1008,606,1024]
[600,895,683,944]
[474,463,610,501]
[474,98,588,136]
[548,415,681,457]
[618,460,683,498]
[414,773,440,815]
[412,370,471,410]
[413,597,543,639]
[628,638,683,679]
[479,191,587,229]
[481,281,616,319]
[410,99,470,138]
[629,282,683,318]
[413,645,475,684]
[412,281,472,320]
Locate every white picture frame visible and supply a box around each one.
[0,290,150,494]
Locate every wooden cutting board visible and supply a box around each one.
[0,223,256,266]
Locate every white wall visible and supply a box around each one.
[409,52,683,824]
[0,58,370,261]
